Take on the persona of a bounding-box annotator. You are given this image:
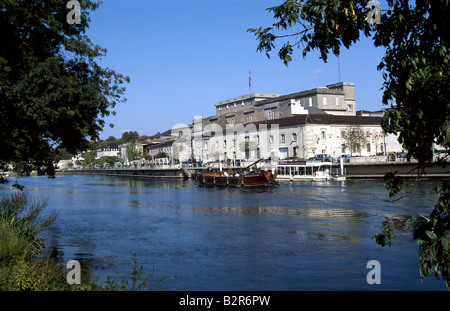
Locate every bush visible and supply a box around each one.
[0,191,67,290]
[0,191,163,291]
[0,191,59,242]
[0,192,59,265]
[103,253,164,291]
[0,218,32,266]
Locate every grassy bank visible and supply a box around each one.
[0,191,96,290]
[0,190,164,291]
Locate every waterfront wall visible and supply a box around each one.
[56,162,449,180]
[58,168,190,178]
[344,162,449,178]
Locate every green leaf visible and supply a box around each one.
[425,230,437,241]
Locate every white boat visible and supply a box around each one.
[275,160,346,181]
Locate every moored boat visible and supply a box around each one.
[276,160,346,181]
[197,159,277,187]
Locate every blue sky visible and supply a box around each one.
[85,0,387,140]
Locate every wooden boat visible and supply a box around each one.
[242,170,277,187]
[197,159,277,187]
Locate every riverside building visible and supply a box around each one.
[185,82,402,163]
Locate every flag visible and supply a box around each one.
[249,68,251,88]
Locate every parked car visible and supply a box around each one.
[396,152,408,159]
[337,154,351,163]
[181,160,193,167]
[234,159,247,166]
[314,154,333,162]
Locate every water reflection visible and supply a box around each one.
[196,205,368,220]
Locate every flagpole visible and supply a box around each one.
[248,67,252,94]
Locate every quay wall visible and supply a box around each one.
[56,162,449,179]
[58,168,190,178]
[344,162,449,179]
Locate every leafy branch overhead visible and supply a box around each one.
[249,0,449,288]
[0,0,130,176]
[247,0,371,66]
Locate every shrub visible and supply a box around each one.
[103,253,164,291]
[0,191,59,246]
[0,219,32,266]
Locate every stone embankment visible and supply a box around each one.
[56,161,449,180]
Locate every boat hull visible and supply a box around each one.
[198,171,277,187]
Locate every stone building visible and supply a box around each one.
[144,126,193,163]
[189,82,402,162]
[212,82,356,130]
[96,142,120,159]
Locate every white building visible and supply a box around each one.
[96,142,120,159]
[191,114,402,162]
[188,82,403,162]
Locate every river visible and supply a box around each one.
[1,174,448,290]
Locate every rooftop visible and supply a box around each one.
[215,93,279,106]
[245,114,382,128]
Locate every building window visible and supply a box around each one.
[321,130,326,139]
[280,134,285,143]
[292,133,297,142]
[269,135,274,144]
[309,98,312,107]
[336,97,339,107]
[223,140,227,148]
[265,108,276,120]
[226,116,235,124]
[246,113,254,122]
[367,143,371,152]
[323,97,327,106]
[347,104,353,112]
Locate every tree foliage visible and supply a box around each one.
[249,0,449,287]
[125,141,143,163]
[121,131,140,143]
[342,126,367,155]
[96,155,122,167]
[0,0,129,176]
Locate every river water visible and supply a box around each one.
[1,174,448,291]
